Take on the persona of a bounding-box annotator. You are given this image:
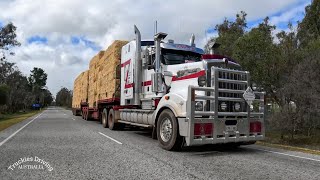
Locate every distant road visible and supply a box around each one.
[0,107,319,179]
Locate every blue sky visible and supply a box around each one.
[27,36,48,44]
[70,36,101,51]
[206,0,311,35]
[25,35,100,50]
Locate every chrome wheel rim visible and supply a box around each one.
[160,118,172,142]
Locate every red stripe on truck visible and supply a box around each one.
[121,59,131,67]
[172,70,205,81]
[125,83,134,89]
[142,81,152,86]
[125,70,205,88]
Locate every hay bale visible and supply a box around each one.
[95,40,128,103]
[74,40,128,108]
[72,70,89,108]
[80,70,89,103]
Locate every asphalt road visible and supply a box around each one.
[0,107,319,180]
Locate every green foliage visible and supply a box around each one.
[27,67,49,106]
[205,1,320,142]
[204,11,247,56]
[0,84,9,105]
[28,67,47,90]
[0,23,52,113]
[0,22,21,60]
[56,87,72,108]
[233,17,284,104]
[297,0,320,47]
[0,58,16,84]
[42,89,53,106]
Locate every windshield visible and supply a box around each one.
[161,49,202,65]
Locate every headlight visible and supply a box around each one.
[198,75,206,87]
[250,104,254,111]
[220,102,227,111]
[195,101,203,111]
[234,103,241,111]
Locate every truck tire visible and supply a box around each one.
[108,109,124,130]
[102,108,108,128]
[108,109,116,130]
[157,109,183,151]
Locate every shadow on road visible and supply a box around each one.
[129,128,259,155]
[181,144,258,156]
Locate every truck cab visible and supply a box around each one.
[118,26,265,150]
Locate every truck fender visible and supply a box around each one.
[152,93,186,127]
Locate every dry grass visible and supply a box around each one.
[260,130,320,155]
[0,110,42,131]
[257,141,320,155]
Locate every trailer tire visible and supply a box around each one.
[108,109,116,130]
[102,108,108,128]
[157,109,183,151]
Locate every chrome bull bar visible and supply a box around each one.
[184,67,265,146]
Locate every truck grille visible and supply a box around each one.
[213,69,249,113]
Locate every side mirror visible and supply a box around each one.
[163,71,173,87]
[148,52,155,70]
[142,49,148,69]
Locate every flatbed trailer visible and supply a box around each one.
[72,102,88,116]
[79,98,138,123]
[78,98,118,121]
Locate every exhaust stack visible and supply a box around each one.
[134,25,141,105]
[190,34,195,47]
[152,32,167,93]
[154,32,167,73]
[209,41,221,54]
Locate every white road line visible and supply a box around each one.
[72,118,75,121]
[248,147,320,162]
[98,132,123,145]
[0,112,44,147]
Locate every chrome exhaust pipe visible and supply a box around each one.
[134,25,141,105]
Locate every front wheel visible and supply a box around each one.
[157,109,183,151]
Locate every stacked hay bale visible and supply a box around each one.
[79,70,89,103]
[72,70,89,108]
[72,73,82,108]
[88,54,100,107]
[73,40,128,108]
[96,40,128,102]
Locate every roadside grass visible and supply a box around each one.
[259,130,320,155]
[0,110,43,131]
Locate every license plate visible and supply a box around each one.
[226,125,237,131]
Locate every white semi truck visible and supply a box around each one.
[77,25,265,151]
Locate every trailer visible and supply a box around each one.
[72,25,265,151]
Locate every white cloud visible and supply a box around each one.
[269,1,309,26]
[0,0,309,95]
